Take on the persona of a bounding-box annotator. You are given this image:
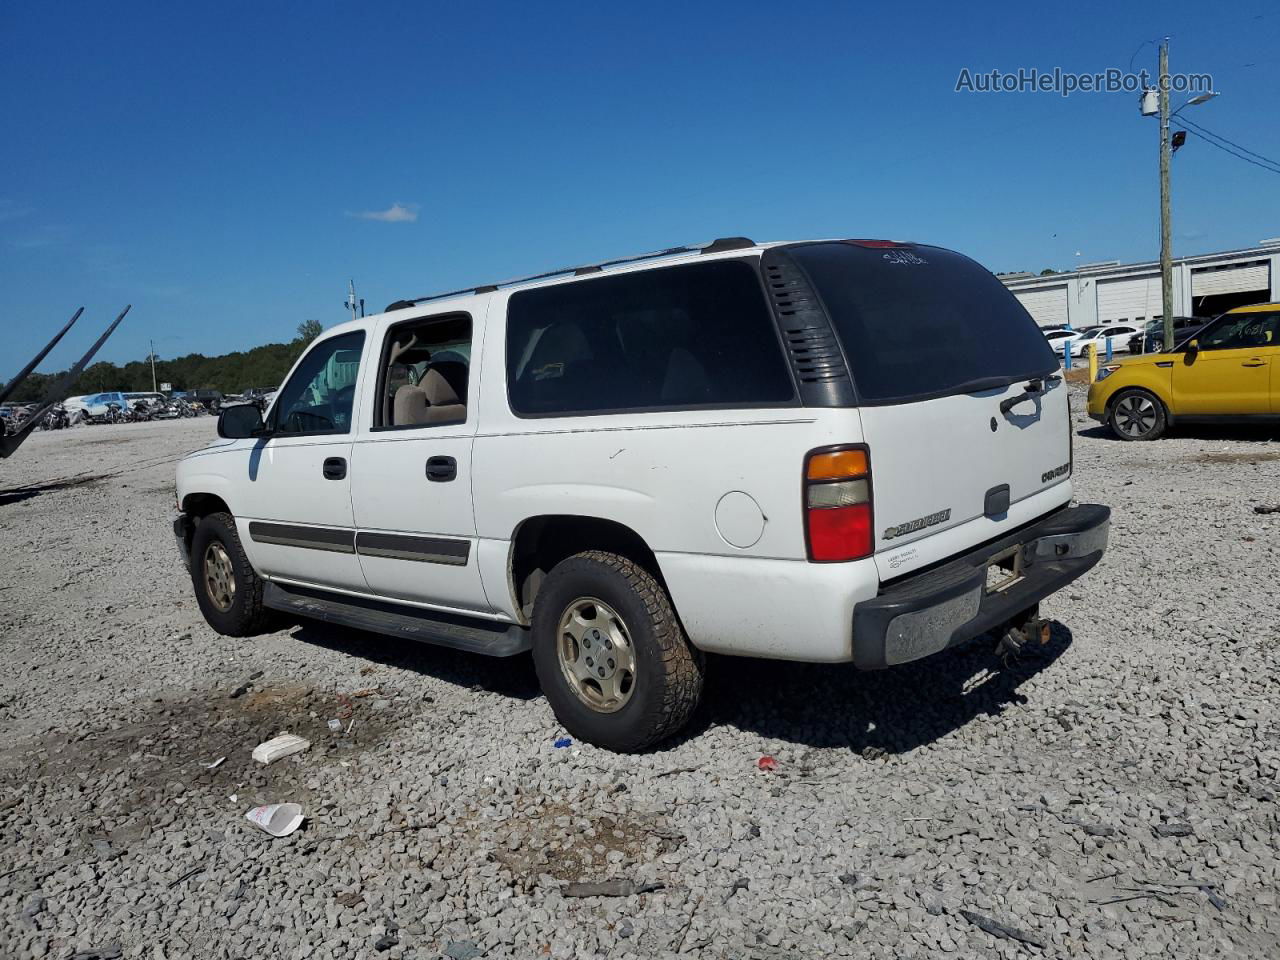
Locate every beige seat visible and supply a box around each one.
[421,361,468,424]
[393,384,429,426]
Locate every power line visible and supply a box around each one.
[1176,115,1280,168]
[1172,124,1280,175]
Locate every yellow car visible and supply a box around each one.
[1087,303,1280,440]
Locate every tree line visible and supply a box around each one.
[5,320,325,403]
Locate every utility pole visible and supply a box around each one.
[1158,38,1174,352]
[150,338,158,393]
[345,280,360,325]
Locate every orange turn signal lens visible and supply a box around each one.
[806,449,868,481]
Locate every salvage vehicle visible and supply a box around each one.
[1088,303,1280,441]
[174,237,1110,750]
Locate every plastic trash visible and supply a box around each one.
[554,737,572,748]
[327,718,342,732]
[245,802,305,837]
[252,733,310,765]
[756,755,779,772]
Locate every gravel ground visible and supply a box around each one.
[2,389,1277,960]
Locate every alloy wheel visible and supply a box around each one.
[1115,395,1157,438]
[556,597,637,713]
[203,541,236,612]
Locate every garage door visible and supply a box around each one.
[1191,260,1270,297]
[1013,285,1068,326]
[1096,275,1161,323]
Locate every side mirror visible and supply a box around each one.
[218,403,265,439]
[1186,339,1200,355]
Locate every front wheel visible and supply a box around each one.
[1108,389,1167,441]
[531,551,704,752]
[189,511,274,635]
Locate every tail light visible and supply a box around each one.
[804,445,873,562]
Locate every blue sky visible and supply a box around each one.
[3,1,1277,375]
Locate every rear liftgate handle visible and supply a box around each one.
[426,456,457,482]
[999,378,1047,415]
[322,457,347,480]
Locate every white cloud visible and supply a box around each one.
[348,202,419,223]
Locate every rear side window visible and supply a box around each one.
[505,260,795,416]
[789,242,1057,404]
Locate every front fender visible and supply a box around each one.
[1087,362,1173,418]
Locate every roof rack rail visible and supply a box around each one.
[386,236,756,312]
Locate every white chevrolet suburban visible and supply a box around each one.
[174,237,1110,751]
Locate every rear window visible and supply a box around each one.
[505,259,795,416]
[789,242,1056,404]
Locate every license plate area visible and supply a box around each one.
[985,544,1025,594]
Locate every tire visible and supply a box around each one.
[531,551,704,752]
[1108,388,1167,441]
[189,511,274,636]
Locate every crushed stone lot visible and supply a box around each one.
[2,388,1278,959]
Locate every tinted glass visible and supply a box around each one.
[506,260,794,416]
[273,331,365,434]
[788,242,1056,404]
[1198,312,1280,350]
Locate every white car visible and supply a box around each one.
[174,236,1110,751]
[1069,324,1141,358]
[1043,328,1085,355]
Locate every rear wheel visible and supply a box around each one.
[189,511,273,635]
[1108,389,1167,441]
[531,551,703,752]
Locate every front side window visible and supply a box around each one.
[272,331,365,435]
[505,260,795,417]
[1195,312,1278,351]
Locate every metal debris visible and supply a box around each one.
[562,879,665,898]
[959,909,1046,949]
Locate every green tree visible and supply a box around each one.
[297,319,323,343]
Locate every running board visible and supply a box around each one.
[263,582,531,657]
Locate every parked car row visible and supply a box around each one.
[1042,316,1215,359]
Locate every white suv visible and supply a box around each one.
[174,237,1109,751]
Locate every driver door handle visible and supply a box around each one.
[1242,359,1267,367]
[426,456,457,482]
[322,457,347,480]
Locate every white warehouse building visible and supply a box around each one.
[1000,240,1280,329]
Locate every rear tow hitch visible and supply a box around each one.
[994,615,1051,666]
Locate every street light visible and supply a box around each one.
[1141,39,1219,352]
[1181,91,1220,109]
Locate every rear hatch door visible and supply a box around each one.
[786,241,1070,576]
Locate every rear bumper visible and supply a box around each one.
[851,503,1110,669]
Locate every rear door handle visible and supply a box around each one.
[426,456,457,482]
[322,457,347,480]
[1242,359,1267,367]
